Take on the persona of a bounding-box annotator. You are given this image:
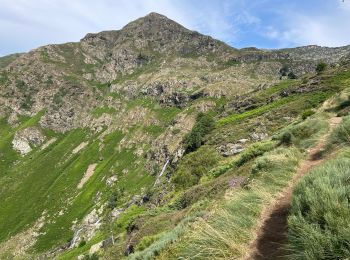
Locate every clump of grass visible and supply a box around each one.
[328,115,350,147]
[91,106,116,118]
[129,211,205,260]
[287,158,350,259]
[301,109,315,120]
[276,116,328,149]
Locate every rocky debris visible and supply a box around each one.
[12,127,45,155]
[7,112,19,127]
[77,163,97,189]
[250,132,268,141]
[106,175,118,186]
[228,176,246,188]
[217,143,245,157]
[111,208,125,219]
[124,244,134,256]
[89,237,114,255]
[237,138,249,144]
[89,241,103,255]
[69,208,103,249]
[0,212,46,258]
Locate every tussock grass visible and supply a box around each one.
[209,140,276,178]
[328,115,350,147]
[276,114,329,149]
[129,211,205,260]
[288,158,350,259]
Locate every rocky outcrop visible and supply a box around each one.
[12,127,45,155]
[217,139,249,157]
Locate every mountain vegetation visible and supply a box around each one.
[0,12,349,259]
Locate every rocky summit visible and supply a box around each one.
[0,13,350,259]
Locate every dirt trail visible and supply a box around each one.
[246,116,342,260]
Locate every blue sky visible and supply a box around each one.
[0,0,350,56]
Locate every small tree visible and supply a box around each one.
[279,65,289,76]
[316,62,327,74]
[184,113,214,153]
[288,72,297,79]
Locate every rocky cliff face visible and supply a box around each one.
[1,13,349,132]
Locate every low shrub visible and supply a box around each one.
[301,109,315,120]
[288,158,350,259]
[78,240,86,247]
[172,146,219,189]
[276,117,328,149]
[184,113,214,152]
[129,212,205,260]
[209,141,276,178]
[328,115,350,146]
[316,62,327,74]
[236,141,276,167]
[279,131,292,146]
[288,72,298,79]
[136,235,160,251]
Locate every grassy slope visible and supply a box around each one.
[0,115,154,255]
[287,114,350,259]
[123,68,350,259]
[0,65,349,259]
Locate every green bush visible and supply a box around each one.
[301,109,315,120]
[78,240,86,247]
[82,253,99,260]
[316,62,327,74]
[236,141,276,167]
[172,146,219,189]
[184,113,214,152]
[288,158,350,259]
[209,141,276,178]
[288,72,298,79]
[107,188,124,209]
[279,65,289,76]
[279,131,292,146]
[276,117,328,148]
[328,115,350,146]
[136,235,159,251]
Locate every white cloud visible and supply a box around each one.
[0,0,349,55]
[0,0,254,55]
[262,2,350,47]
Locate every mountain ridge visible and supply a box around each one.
[0,12,350,259]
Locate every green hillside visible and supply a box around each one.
[0,13,349,260]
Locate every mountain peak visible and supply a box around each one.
[121,12,188,33]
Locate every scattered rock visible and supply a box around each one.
[228,176,246,188]
[111,208,124,219]
[237,138,249,144]
[217,143,245,157]
[106,175,118,186]
[250,132,268,141]
[89,241,103,255]
[124,244,134,256]
[12,127,45,155]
